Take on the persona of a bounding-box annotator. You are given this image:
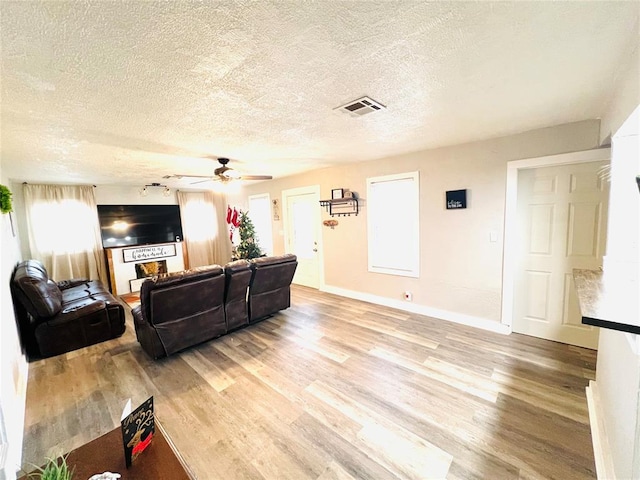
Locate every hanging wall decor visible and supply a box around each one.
[446,189,467,209]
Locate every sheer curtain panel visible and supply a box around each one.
[177,191,232,267]
[23,184,106,283]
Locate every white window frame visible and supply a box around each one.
[248,193,274,256]
[367,171,420,277]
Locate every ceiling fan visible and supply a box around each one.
[163,157,273,184]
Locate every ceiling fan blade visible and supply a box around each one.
[238,175,273,180]
[190,178,216,185]
[168,174,216,179]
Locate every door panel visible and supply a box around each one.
[567,202,602,256]
[524,270,551,321]
[529,204,554,254]
[513,161,609,349]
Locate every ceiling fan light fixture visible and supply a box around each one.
[140,182,170,196]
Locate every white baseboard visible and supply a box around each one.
[319,285,511,335]
[586,380,616,480]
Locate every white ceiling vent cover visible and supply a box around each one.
[335,96,386,117]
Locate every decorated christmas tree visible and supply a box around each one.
[235,211,264,259]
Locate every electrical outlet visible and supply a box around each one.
[403,291,412,301]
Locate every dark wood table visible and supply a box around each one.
[21,421,196,480]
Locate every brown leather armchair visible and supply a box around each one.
[248,254,298,323]
[10,259,125,360]
[132,265,226,359]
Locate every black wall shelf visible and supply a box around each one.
[319,197,359,216]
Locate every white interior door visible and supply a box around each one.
[512,161,609,349]
[283,187,321,288]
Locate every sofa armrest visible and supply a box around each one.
[57,278,90,290]
[132,305,144,325]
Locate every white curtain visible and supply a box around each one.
[177,190,232,267]
[23,184,106,283]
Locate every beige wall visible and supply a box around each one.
[240,119,601,324]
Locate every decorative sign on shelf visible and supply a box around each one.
[446,189,467,210]
[123,244,176,263]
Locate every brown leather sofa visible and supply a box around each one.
[10,259,126,360]
[248,254,298,323]
[132,255,298,359]
[132,265,227,359]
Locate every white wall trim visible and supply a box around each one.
[500,147,611,329]
[586,380,617,480]
[321,284,510,335]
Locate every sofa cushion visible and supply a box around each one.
[250,254,297,268]
[224,259,251,273]
[61,281,109,303]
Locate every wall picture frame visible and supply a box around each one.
[331,188,344,199]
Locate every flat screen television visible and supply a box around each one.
[97,204,183,248]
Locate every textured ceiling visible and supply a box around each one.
[1,1,638,187]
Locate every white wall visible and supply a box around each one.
[0,164,28,480]
[241,119,601,329]
[594,105,640,479]
[592,17,640,476]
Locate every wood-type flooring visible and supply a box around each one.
[21,285,597,479]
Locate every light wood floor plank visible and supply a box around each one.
[21,286,596,479]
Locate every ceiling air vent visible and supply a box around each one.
[335,96,386,117]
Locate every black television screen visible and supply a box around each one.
[97,204,183,248]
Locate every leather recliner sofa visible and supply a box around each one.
[132,265,227,359]
[10,259,126,360]
[132,255,297,359]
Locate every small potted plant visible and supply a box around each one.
[27,455,74,480]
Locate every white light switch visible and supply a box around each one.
[489,231,499,243]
